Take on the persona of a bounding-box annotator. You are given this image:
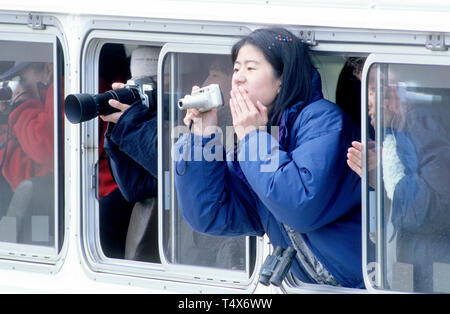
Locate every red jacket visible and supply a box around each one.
[0,84,54,191]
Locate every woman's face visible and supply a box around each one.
[232,44,282,111]
[16,63,52,102]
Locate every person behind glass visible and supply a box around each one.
[347,64,450,292]
[0,62,54,190]
[174,28,363,288]
[176,56,246,269]
[0,61,55,242]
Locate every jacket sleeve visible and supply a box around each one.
[104,102,158,202]
[390,110,450,233]
[238,105,360,233]
[104,130,157,202]
[8,85,54,170]
[109,102,158,178]
[174,132,264,237]
[391,170,450,234]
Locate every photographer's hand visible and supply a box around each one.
[100,82,130,124]
[183,85,218,136]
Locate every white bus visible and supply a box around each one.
[0,0,449,294]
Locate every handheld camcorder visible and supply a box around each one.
[64,77,157,124]
[177,84,224,112]
[259,246,296,287]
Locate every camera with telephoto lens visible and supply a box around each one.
[0,80,19,101]
[259,246,296,287]
[0,80,21,121]
[64,77,157,124]
[177,84,224,112]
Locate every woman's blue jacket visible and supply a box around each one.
[174,71,364,288]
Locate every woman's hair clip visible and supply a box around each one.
[275,35,293,42]
[269,35,293,49]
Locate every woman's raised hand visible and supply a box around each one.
[230,86,268,140]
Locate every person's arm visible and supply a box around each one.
[98,89,159,201]
[391,167,450,234]
[238,104,361,233]
[390,122,450,233]
[104,123,157,202]
[174,132,264,237]
[107,102,158,178]
[8,85,54,169]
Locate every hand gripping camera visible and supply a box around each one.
[177,84,224,112]
[64,77,157,124]
[259,246,297,287]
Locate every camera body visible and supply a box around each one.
[125,76,157,111]
[0,80,19,101]
[177,84,223,112]
[64,76,157,124]
[0,80,21,119]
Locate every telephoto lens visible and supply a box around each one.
[0,81,19,101]
[64,87,141,124]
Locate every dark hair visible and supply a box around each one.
[99,43,130,84]
[231,27,315,126]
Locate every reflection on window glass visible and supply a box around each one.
[366,63,450,293]
[0,41,56,249]
[162,52,249,271]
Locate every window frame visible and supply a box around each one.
[361,53,450,293]
[281,39,450,293]
[79,29,263,292]
[157,42,258,286]
[0,24,66,267]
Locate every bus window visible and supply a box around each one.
[363,61,450,293]
[0,39,64,260]
[97,43,161,263]
[162,51,255,274]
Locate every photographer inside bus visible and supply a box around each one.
[100,46,159,203]
[100,49,246,268]
[0,61,55,245]
[346,61,450,292]
[99,46,159,262]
